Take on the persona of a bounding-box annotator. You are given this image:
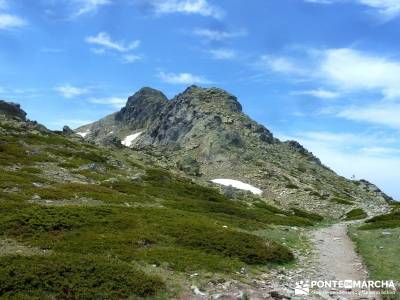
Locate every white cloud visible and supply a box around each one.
[258,55,307,76]
[122,54,142,63]
[360,146,400,155]
[89,97,126,108]
[338,102,400,129]
[208,48,236,60]
[304,0,400,19]
[358,0,400,18]
[262,48,400,100]
[320,48,400,99]
[86,32,140,52]
[193,28,247,41]
[73,0,112,17]
[158,71,211,84]
[0,13,26,29]
[291,88,340,99]
[55,84,90,98]
[148,0,224,18]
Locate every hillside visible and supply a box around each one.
[1,97,398,298]
[0,100,329,299]
[76,86,391,218]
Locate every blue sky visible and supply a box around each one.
[1,0,400,199]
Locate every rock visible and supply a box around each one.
[191,285,206,297]
[382,231,392,235]
[115,87,168,129]
[269,291,290,299]
[32,194,41,200]
[0,100,27,120]
[102,135,123,148]
[177,156,201,176]
[62,126,74,135]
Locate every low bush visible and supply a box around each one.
[360,211,400,230]
[344,208,367,221]
[160,219,294,264]
[290,208,324,222]
[331,197,353,205]
[0,255,165,299]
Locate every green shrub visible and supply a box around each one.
[344,208,367,221]
[160,219,294,264]
[135,247,242,272]
[0,206,113,236]
[360,211,400,230]
[0,255,164,299]
[290,208,323,222]
[285,183,299,189]
[331,197,353,205]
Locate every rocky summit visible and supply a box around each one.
[76,86,391,218]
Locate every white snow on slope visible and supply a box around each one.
[122,132,143,147]
[76,131,90,138]
[211,179,263,195]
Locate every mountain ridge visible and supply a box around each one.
[75,86,393,217]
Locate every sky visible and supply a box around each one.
[1,0,400,199]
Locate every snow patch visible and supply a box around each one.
[76,131,90,138]
[122,132,143,147]
[210,179,263,195]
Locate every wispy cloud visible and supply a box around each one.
[89,97,126,108]
[258,55,307,76]
[72,0,112,17]
[338,103,400,129]
[208,48,236,60]
[122,54,142,63]
[304,0,400,20]
[193,28,247,41]
[55,84,90,98]
[0,13,26,29]
[147,0,224,18]
[158,71,212,84]
[291,89,340,99]
[86,32,140,52]
[358,0,400,19]
[261,48,400,99]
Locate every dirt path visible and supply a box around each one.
[183,222,381,299]
[309,222,379,300]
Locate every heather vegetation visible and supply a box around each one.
[0,117,324,299]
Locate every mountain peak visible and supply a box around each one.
[125,87,167,107]
[174,85,242,113]
[114,87,168,128]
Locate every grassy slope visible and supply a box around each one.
[349,204,400,299]
[0,117,323,299]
